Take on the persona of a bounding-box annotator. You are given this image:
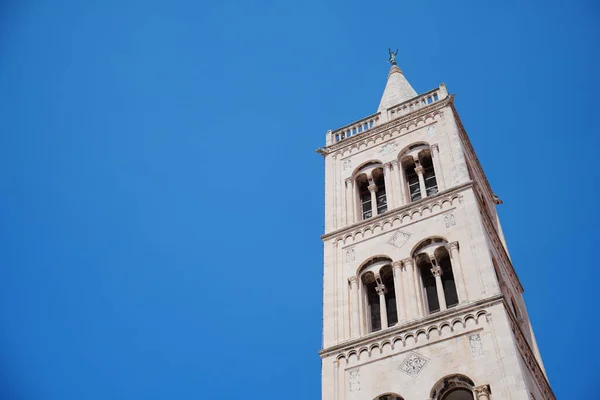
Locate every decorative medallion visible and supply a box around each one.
[343,159,352,171]
[469,334,484,358]
[380,142,398,156]
[348,369,360,392]
[345,249,355,263]
[387,230,410,249]
[444,213,456,228]
[398,351,429,377]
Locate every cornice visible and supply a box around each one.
[316,96,453,157]
[506,304,556,399]
[450,103,495,198]
[319,294,503,358]
[321,181,471,241]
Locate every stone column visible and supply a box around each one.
[345,178,355,225]
[368,183,378,217]
[375,277,388,330]
[474,384,491,400]
[415,165,427,199]
[393,160,406,205]
[392,261,405,322]
[431,263,447,311]
[383,162,394,209]
[349,276,360,339]
[402,258,420,319]
[447,242,468,303]
[430,143,445,191]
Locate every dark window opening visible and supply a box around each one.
[421,152,438,196]
[420,263,439,313]
[381,266,397,327]
[372,168,387,215]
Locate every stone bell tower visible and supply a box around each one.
[317,53,554,400]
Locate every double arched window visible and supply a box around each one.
[400,145,439,202]
[355,163,387,220]
[414,238,460,314]
[349,142,443,223]
[358,257,398,333]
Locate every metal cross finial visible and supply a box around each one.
[388,48,398,65]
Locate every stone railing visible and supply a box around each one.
[328,113,380,145]
[325,84,449,147]
[386,84,448,121]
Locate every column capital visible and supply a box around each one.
[345,177,353,186]
[430,143,439,152]
[375,282,387,295]
[473,384,491,398]
[348,275,359,285]
[392,260,403,270]
[431,265,443,277]
[368,184,378,193]
[414,165,425,175]
[390,159,399,168]
[401,257,414,268]
[446,241,460,252]
[384,162,393,170]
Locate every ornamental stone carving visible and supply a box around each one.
[345,249,355,262]
[348,369,360,392]
[444,213,456,227]
[387,230,410,249]
[343,159,352,170]
[469,333,484,358]
[398,351,429,377]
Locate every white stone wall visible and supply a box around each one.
[320,95,553,399]
[322,304,536,400]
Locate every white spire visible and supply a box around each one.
[377,64,418,113]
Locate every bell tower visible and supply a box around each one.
[317,53,554,400]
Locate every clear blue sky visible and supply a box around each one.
[0,0,598,398]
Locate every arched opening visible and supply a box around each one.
[374,395,404,400]
[362,271,381,332]
[442,388,474,400]
[372,167,387,215]
[511,296,520,320]
[435,246,459,309]
[418,149,438,196]
[401,156,421,202]
[413,238,459,314]
[356,173,372,220]
[416,253,439,313]
[430,374,476,400]
[359,257,396,333]
[380,265,398,327]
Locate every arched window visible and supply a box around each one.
[401,156,421,202]
[398,143,440,203]
[375,395,404,400]
[359,257,397,333]
[442,388,474,400]
[418,149,438,196]
[430,374,476,400]
[356,173,372,219]
[414,238,459,314]
[372,167,388,215]
[353,162,388,220]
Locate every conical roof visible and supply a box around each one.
[377,64,417,112]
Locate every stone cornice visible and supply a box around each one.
[316,95,453,157]
[450,103,495,200]
[321,181,471,241]
[505,303,556,399]
[479,200,524,293]
[319,294,503,358]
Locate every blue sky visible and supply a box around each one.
[0,0,598,398]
